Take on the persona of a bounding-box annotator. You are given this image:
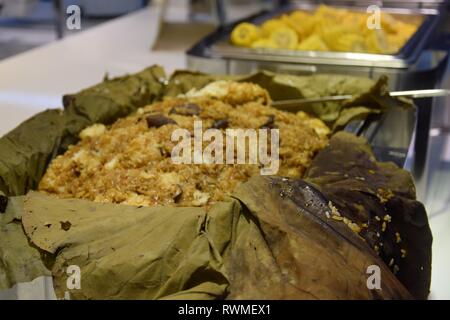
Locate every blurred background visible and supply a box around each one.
[0,0,146,59]
[0,0,282,60]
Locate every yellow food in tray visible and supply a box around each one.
[230,5,421,54]
[230,22,260,47]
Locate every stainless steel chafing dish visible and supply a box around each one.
[212,8,430,67]
[187,1,448,199]
[187,2,447,91]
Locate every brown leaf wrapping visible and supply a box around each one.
[0,196,51,290]
[0,67,429,299]
[304,132,432,299]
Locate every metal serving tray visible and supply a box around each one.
[186,2,437,186]
[188,3,441,69]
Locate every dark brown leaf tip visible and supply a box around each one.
[260,115,277,129]
[62,94,75,108]
[60,221,72,231]
[211,118,229,129]
[146,114,177,128]
[159,147,171,158]
[173,185,183,203]
[0,193,7,214]
[169,103,201,116]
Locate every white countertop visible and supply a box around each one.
[0,4,449,300]
[0,6,186,136]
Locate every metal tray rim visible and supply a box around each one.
[189,4,441,69]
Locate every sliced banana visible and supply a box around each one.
[231,22,260,47]
[270,27,298,49]
[297,34,328,51]
[230,5,419,54]
[251,38,277,49]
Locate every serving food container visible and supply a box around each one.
[187,2,447,91]
[0,66,432,300]
[187,1,448,195]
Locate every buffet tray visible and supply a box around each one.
[188,3,441,69]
